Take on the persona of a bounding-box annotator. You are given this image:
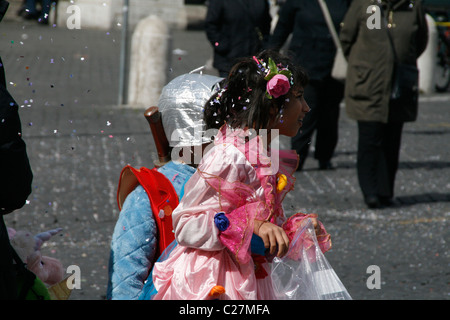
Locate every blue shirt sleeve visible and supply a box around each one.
[107,185,157,300]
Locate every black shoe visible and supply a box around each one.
[23,11,40,20]
[37,17,49,25]
[365,195,382,209]
[17,7,27,17]
[295,157,305,171]
[318,160,334,170]
[379,196,396,207]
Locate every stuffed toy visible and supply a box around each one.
[8,227,65,286]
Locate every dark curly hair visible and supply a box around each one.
[204,50,308,131]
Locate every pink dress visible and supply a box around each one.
[150,126,331,300]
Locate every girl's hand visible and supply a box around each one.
[254,220,290,258]
[309,217,321,235]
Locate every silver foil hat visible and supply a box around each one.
[158,73,223,147]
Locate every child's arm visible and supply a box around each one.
[282,213,332,255]
[253,220,290,258]
[172,144,278,265]
[172,145,252,252]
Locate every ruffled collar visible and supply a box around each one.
[214,125,298,221]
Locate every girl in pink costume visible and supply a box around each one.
[147,50,331,300]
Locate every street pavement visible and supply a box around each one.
[1,14,449,300]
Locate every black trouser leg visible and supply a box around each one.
[291,77,343,170]
[357,121,383,198]
[357,121,403,200]
[291,81,318,169]
[314,78,343,162]
[382,121,403,198]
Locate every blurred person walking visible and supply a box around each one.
[0,0,33,299]
[269,0,351,170]
[205,0,272,77]
[340,0,428,208]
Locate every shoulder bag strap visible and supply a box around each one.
[380,4,399,63]
[117,165,178,256]
[317,0,342,50]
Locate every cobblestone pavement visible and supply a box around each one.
[1,19,448,300]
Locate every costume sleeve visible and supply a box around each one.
[172,144,268,263]
[282,213,332,258]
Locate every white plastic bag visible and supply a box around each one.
[271,219,352,300]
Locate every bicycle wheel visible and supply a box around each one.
[435,59,450,92]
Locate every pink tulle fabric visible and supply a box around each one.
[150,126,331,300]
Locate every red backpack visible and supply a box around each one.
[116,165,178,258]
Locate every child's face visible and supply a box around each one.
[272,86,310,137]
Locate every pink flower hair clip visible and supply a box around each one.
[253,56,293,99]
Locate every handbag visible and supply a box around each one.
[382,8,419,107]
[390,64,419,106]
[317,0,347,81]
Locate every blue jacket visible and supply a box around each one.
[106,161,195,300]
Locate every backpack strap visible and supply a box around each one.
[117,165,178,256]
